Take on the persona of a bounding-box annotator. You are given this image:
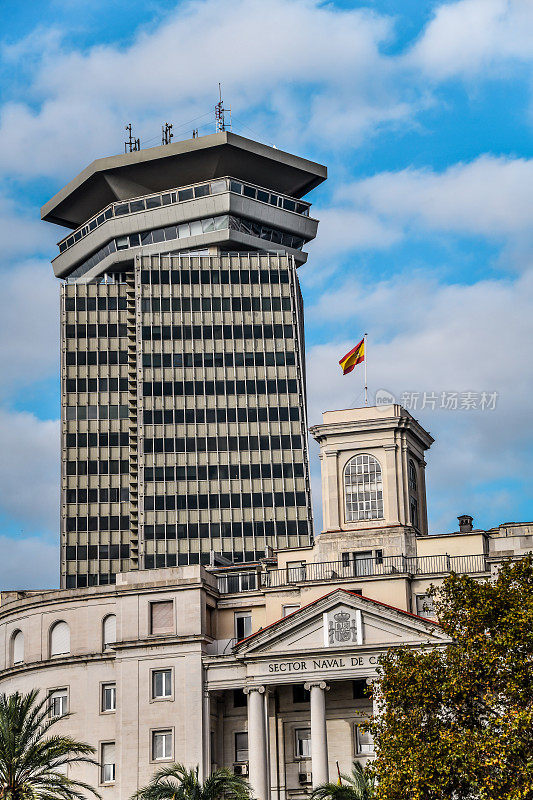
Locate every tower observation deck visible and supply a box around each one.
[42,132,327,588]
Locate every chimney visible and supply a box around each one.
[457,514,473,533]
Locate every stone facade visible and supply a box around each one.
[0,405,529,800]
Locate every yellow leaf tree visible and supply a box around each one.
[366,554,533,800]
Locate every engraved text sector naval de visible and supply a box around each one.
[267,655,379,673]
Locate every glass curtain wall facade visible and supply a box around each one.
[62,252,312,587]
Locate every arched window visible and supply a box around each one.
[408,459,418,491]
[11,630,24,666]
[50,621,70,657]
[102,615,116,650]
[344,454,383,522]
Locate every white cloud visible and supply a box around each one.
[410,0,533,79]
[0,261,59,396]
[0,0,531,184]
[327,156,533,260]
[0,195,56,259]
[0,535,58,589]
[305,268,533,533]
[0,409,59,533]
[307,207,402,265]
[0,0,407,179]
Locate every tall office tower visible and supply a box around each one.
[42,132,326,588]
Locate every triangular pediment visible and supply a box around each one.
[234,589,448,657]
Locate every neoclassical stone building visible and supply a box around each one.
[0,405,530,800]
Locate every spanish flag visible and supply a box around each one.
[339,338,365,375]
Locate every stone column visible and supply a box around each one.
[245,686,268,800]
[366,677,379,755]
[323,452,340,531]
[304,681,329,787]
[201,684,210,781]
[383,444,400,524]
[418,458,429,535]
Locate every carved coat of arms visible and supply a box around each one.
[328,610,358,644]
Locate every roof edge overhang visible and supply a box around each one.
[41,132,327,229]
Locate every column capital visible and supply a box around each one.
[244,685,265,695]
[304,680,329,691]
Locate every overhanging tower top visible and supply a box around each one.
[41,131,327,229]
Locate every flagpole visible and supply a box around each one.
[364,332,368,406]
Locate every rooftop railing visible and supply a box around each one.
[57,177,311,255]
[215,553,488,594]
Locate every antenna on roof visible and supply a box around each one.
[124,123,140,153]
[215,83,231,133]
[162,122,173,146]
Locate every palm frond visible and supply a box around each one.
[0,690,100,800]
[310,761,372,800]
[132,763,251,800]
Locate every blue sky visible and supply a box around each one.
[0,0,531,587]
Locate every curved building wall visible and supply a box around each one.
[0,569,213,800]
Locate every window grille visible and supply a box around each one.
[344,454,384,522]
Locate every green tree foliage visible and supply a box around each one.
[311,761,372,800]
[0,689,99,800]
[367,555,533,799]
[131,763,250,800]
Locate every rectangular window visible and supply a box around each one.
[152,669,172,699]
[283,604,300,617]
[150,601,174,635]
[354,725,374,755]
[102,683,116,712]
[101,742,115,783]
[152,730,172,761]
[415,594,435,618]
[295,728,311,758]
[235,732,248,762]
[234,612,252,641]
[49,689,68,718]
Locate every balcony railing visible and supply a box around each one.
[57,177,311,255]
[215,554,488,594]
